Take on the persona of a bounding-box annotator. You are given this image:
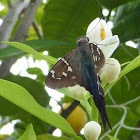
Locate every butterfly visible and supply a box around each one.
[45,36,112,132]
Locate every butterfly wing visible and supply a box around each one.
[89,43,105,75]
[96,74,112,131]
[45,49,83,89]
[89,44,112,131]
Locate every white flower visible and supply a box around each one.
[86,17,121,83]
[98,35,119,60]
[84,121,101,140]
[86,18,112,43]
[69,85,87,100]
[100,58,121,83]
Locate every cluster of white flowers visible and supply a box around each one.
[69,18,121,140]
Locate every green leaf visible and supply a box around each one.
[42,0,102,40]
[112,45,138,64]
[112,0,140,42]
[104,55,140,93]
[104,67,140,139]
[4,75,49,107]
[98,0,136,9]
[2,41,57,64]
[0,75,49,116]
[17,124,36,140]
[0,40,74,60]
[27,67,46,83]
[37,134,72,140]
[0,79,81,140]
[107,135,119,140]
[1,75,50,134]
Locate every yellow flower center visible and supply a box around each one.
[100,28,105,40]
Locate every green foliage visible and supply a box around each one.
[112,0,140,42]
[1,75,50,135]
[0,79,81,140]
[27,67,46,83]
[2,39,140,140]
[0,0,140,140]
[99,0,136,9]
[0,40,74,59]
[37,134,72,140]
[107,135,119,140]
[17,124,36,140]
[2,41,57,64]
[42,0,102,40]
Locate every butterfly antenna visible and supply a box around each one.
[86,17,103,36]
[96,40,119,46]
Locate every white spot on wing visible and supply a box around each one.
[52,74,55,78]
[95,65,97,68]
[72,76,76,79]
[95,56,97,61]
[97,76,104,97]
[50,70,55,74]
[50,70,55,79]
[93,55,95,61]
[68,66,72,72]
[57,78,61,80]
[62,72,67,76]
[97,47,100,55]
[91,44,94,53]
[61,58,69,66]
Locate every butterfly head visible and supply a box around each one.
[76,36,89,47]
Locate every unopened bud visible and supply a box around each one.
[69,85,87,99]
[84,121,101,140]
[101,58,121,83]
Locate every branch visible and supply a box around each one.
[0,58,16,78]
[0,0,28,49]
[7,0,13,7]
[0,0,42,78]
[33,19,43,39]
[12,0,42,41]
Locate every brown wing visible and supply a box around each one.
[89,43,105,75]
[45,49,83,89]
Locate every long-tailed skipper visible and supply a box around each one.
[45,36,112,132]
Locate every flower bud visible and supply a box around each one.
[101,58,121,83]
[86,18,112,43]
[84,121,101,140]
[69,85,87,99]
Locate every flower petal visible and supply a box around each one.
[98,35,120,59]
[86,18,112,43]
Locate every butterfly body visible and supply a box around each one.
[46,36,112,131]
